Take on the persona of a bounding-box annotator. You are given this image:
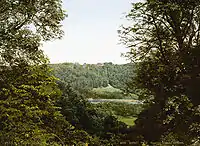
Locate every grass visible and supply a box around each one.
[117,116,137,126]
[92,85,122,93]
[92,85,139,100]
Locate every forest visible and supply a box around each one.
[50,62,135,93]
[0,0,200,145]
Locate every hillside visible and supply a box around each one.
[50,62,135,93]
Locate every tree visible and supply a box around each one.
[0,64,64,144]
[56,81,130,145]
[0,0,66,66]
[0,0,92,145]
[119,0,200,144]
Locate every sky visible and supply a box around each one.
[42,0,140,64]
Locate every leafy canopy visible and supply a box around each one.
[0,0,66,66]
[0,0,92,145]
[119,0,200,144]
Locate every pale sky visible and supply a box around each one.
[42,0,141,64]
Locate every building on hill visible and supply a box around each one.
[83,63,87,68]
[97,63,104,67]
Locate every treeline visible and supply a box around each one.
[50,62,135,92]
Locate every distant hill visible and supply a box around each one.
[50,62,135,92]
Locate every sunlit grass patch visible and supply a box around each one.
[117,116,137,126]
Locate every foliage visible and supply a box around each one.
[119,0,200,144]
[0,0,92,144]
[0,65,61,144]
[0,0,66,66]
[50,62,134,93]
[56,81,130,145]
[93,102,143,117]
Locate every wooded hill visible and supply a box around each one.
[50,62,135,93]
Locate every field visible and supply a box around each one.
[92,85,138,99]
[91,85,140,127]
[92,84,122,93]
[117,116,137,126]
